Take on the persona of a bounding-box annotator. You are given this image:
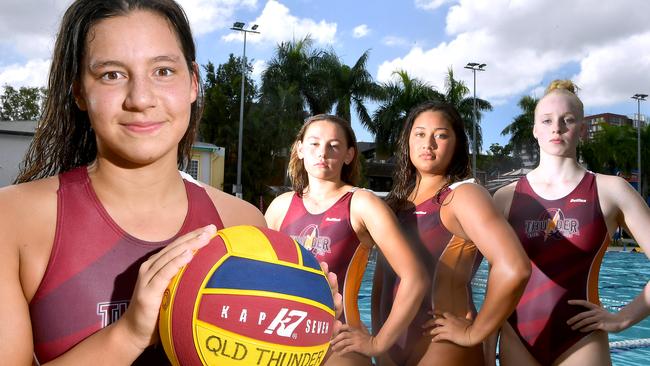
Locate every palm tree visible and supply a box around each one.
[261,36,324,117]
[322,50,380,127]
[501,95,538,165]
[370,70,443,158]
[440,68,492,154]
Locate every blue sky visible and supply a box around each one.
[1,0,650,150]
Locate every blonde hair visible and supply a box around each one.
[539,79,584,118]
[545,79,580,95]
[287,114,360,196]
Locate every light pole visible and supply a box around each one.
[230,22,259,199]
[632,93,647,194]
[464,62,486,179]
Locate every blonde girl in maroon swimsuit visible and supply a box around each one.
[493,80,650,366]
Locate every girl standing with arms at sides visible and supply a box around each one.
[0,1,344,365]
[372,101,531,366]
[265,114,428,366]
[493,80,650,366]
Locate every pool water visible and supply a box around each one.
[358,250,650,365]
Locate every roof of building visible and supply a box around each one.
[192,141,224,152]
[357,141,376,153]
[584,112,631,121]
[0,121,38,136]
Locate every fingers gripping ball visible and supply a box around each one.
[159,225,335,366]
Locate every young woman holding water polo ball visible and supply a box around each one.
[265,114,428,365]
[492,80,650,365]
[372,101,531,366]
[0,1,345,365]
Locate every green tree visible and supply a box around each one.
[478,143,521,175]
[261,37,324,117]
[322,50,379,126]
[200,56,257,194]
[580,123,637,175]
[502,95,538,164]
[0,85,47,121]
[370,70,443,158]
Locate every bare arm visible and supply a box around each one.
[567,175,650,332]
[331,191,428,356]
[205,186,267,228]
[429,184,530,346]
[51,225,217,365]
[0,188,35,365]
[0,182,218,365]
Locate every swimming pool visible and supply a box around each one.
[358,250,650,365]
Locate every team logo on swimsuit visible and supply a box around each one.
[292,224,332,256]
[524,208,580,241]
[97,300,128,327]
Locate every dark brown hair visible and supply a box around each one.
[15,0,202,183]
[287,114,360,196]
[386,101,471,210]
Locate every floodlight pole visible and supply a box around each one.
[632,93,647,193]
[230,22,260,199]
[464,62,486,179]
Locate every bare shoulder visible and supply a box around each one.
[0,177,59,301]
[493,181,518,215]
[594,173,633,196]
[444,182,500,220]
[450,181,493,202]
[0,177,59,236]
[594,173,643,215]
[0,179,56,365]
[202,185,267,228]
[350,188,389,211]
[267,191,295,209]
[264,192,295,230]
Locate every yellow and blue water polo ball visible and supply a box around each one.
[159,225,335,366]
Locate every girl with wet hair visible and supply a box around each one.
[265,114,428,366]
[372,101,530,366]
[0,1,302,364]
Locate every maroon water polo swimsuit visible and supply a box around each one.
[507,171,610,365]
[30,167,224,365]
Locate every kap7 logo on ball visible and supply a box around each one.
[159,225,335,366]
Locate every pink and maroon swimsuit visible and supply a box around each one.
[30,167,224,364]
[507,172,610,365]
[279,190,370,326]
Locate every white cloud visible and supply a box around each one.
[377,30,566,100]
[353,24,370,39]
[573,32,650,107]
[382,36,409,47]
[178,0,257,36]
[0,0,259,87]
[251,59,267,81]
[378,0,650,107]
[221,0,337,46]
[0,59,51,89]
[0,0,69,60]
[415,0,456,11]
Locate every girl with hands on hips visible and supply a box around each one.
[493,80,650,366]
[371,101,530,366]
[265,114,428,366]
